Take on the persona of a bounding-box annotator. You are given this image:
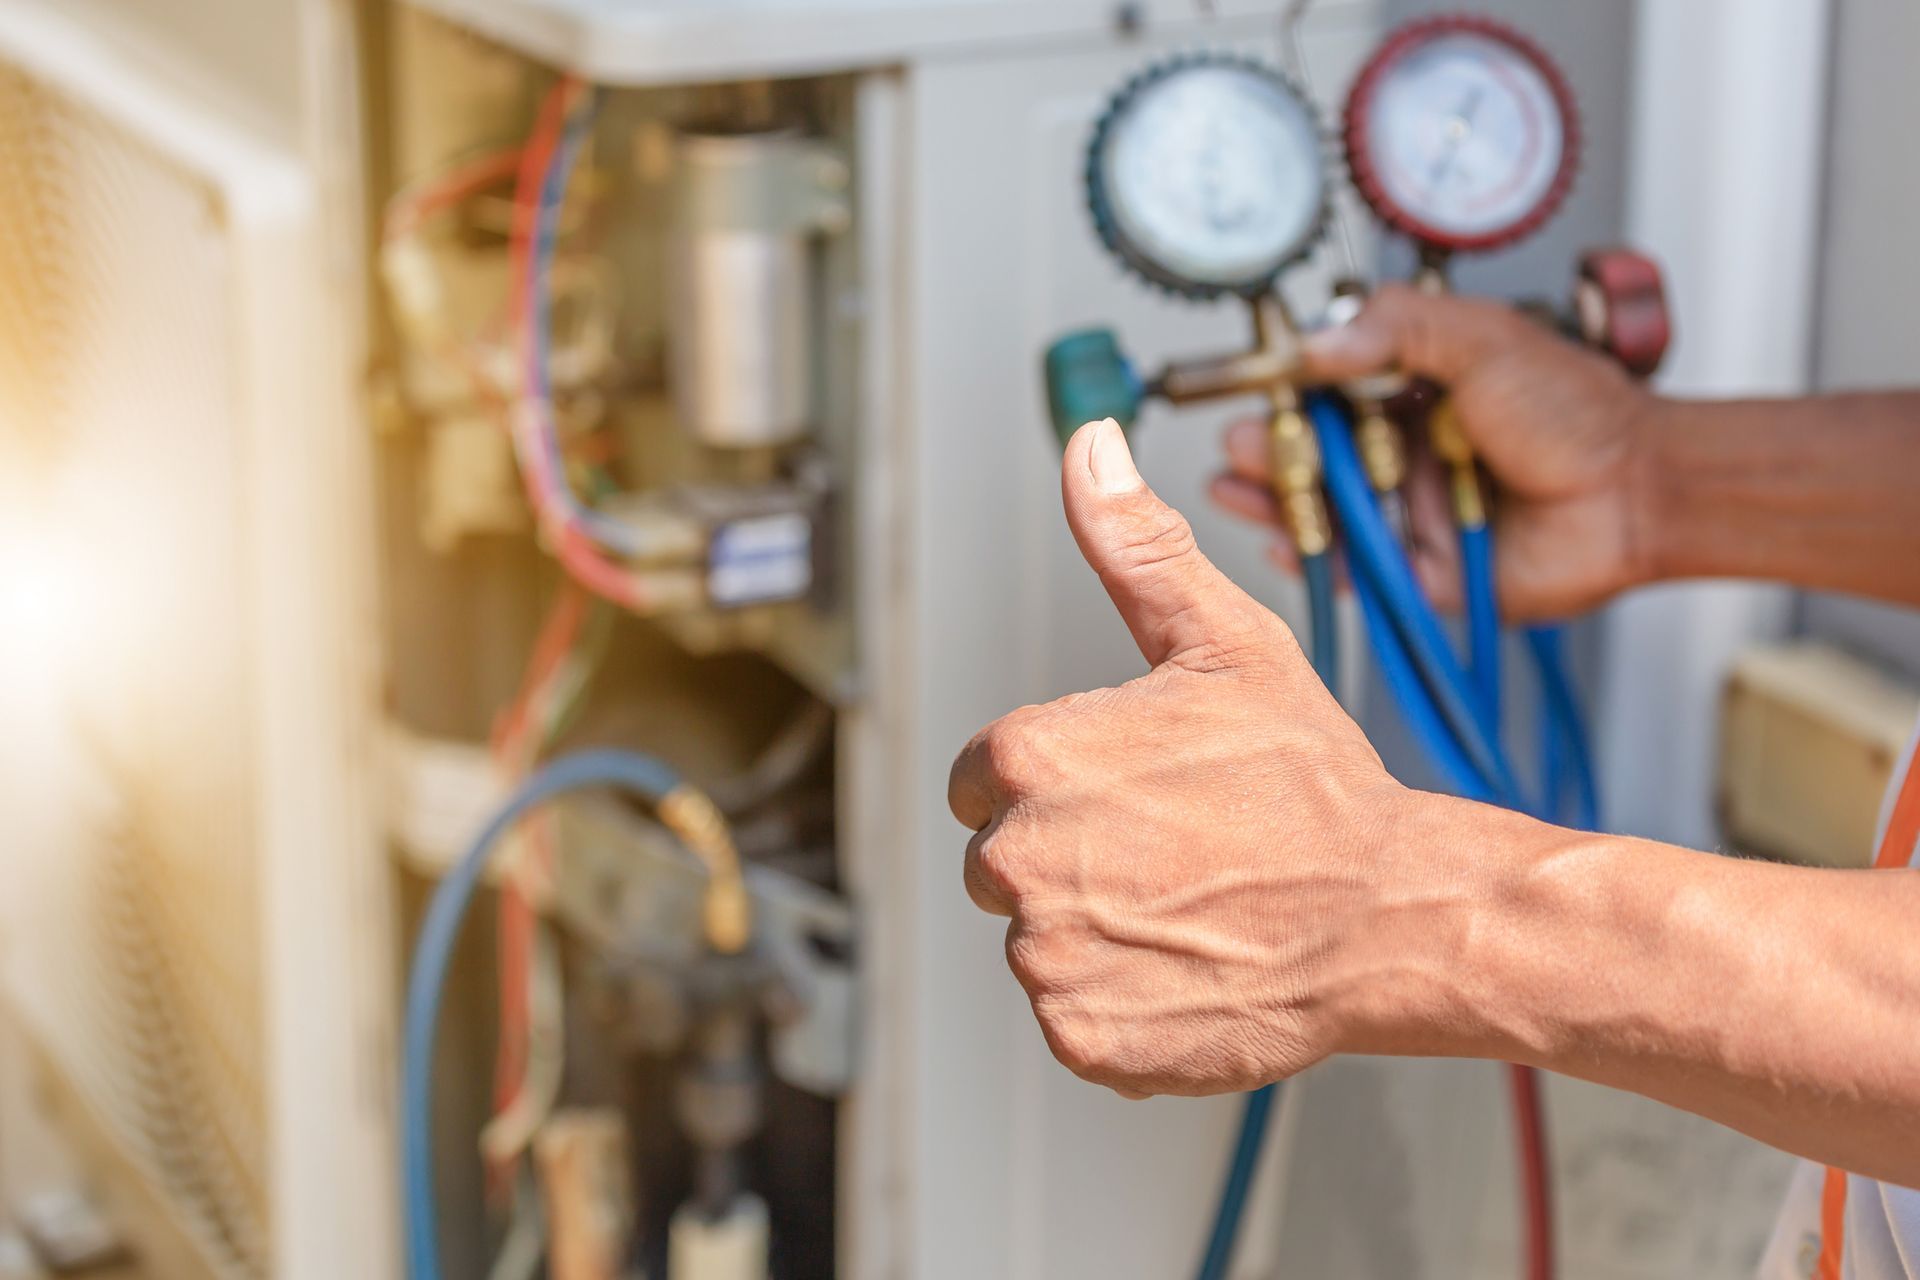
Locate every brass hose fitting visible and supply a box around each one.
[656,785,752,954]
[1427,400,1487,530]
[1353,399,1407,496]
[1267,394,1332,559]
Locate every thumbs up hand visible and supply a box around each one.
[949,420,1468,1098]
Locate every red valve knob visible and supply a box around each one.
[1574,247,1671,379]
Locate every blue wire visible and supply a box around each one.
[527,91,648,558]
[1195,551,1340,1280]
[1460,523,1502,736]
[1309,393,1521,805]
[402,749,683,1280]
[1526,625,1600,831]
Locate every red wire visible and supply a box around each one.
[505,77,651,614]
[1508,1063,1556,1280]
[383,145,525,243]
[486,584,590,1196]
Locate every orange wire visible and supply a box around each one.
[383,145,525,244]
[486,583,590,1195]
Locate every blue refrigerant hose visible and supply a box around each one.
[402,749,684,1280]
[1352,558,1497,802]
[1460,522,1503,737]
[1193,549,1339,1280]
[1310,394,1522,806]
[1192,395,1594,1280]
[1527,625,1600,831]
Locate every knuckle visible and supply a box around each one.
[980,704,1066,793]
[1004,921,1081,994]
[1003,929,1048,992]
[1037,1005,1109,1080]
[980,722,1036,791]
[973,828,1024,899]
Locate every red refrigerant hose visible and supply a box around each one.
[1509,1063,1555,1280]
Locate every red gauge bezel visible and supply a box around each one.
[1344,14,1582,254]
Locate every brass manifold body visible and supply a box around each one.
[1148,294,1332,558]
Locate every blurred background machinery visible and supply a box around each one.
[0,0,1915,1278]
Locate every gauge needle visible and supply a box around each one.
[1427,85,1485,188]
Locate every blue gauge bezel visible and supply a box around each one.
[1087,52,1331,301]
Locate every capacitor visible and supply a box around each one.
[667,126,850,450]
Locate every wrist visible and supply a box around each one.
[1621,390,1683,592]
[1319,790,1567,1062]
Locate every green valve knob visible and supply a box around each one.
[1043,329,1144,450]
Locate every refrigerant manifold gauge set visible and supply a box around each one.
[1045,16,1673,1280]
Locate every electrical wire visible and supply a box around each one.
[1194,550,1340,1280]
[403,749,684,1280]
[486,587,603,1201]
[507,79,691,613]
[384,144,525,245]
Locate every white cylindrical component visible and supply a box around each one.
[668,1194,770,1280]
[671,229,812,448]
[670,128,841,449]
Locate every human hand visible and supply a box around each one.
[1210,284,1659,621]
[948,419,1469,1098]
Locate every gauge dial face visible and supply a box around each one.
[1347,18,1578,251]
[1093,60,1326,295]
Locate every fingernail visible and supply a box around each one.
[1088,418,1142,494]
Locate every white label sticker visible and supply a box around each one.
[709,513,813,607]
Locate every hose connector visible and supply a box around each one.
[656,786,753,955]
[1427,401,1486,530]
[1353,400,1407,496]
[1268,396,1332,559]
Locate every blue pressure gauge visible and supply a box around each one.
[1087,54,1329,299]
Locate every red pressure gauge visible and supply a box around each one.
[1344,15,1581,254]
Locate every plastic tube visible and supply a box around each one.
[1460,523,1502,735]
[1310,394,1520,804]
[1194,551,1341,1280]
[1302,551,1340,696]
[1352,559,1496,802]
[1526,625,1599,831]
[403,749,683,1280]
[1508,1063,1556,1280]
[1312,393,1563,1280]
[1196,1084,1276,1280]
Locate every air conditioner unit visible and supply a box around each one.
[0,4,394,1277]
[0,1,1392,1277]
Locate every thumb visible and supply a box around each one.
[1300,283,1535,386]
[1062,419,1266,669]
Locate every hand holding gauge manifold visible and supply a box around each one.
[1211,283,1659,622]
[1032,22,1668,1280]
[1204,15,1671,624]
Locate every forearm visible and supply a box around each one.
[1638,391,1920,605]
[1337,794,1920,1187]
